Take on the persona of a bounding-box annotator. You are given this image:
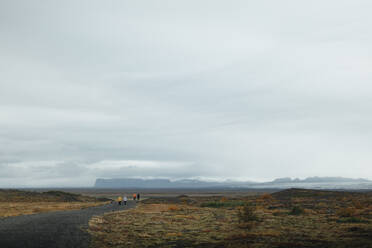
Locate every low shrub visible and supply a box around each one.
[337,217,369,223]
[201,201,245,208]
[168,205,181,211]
[237,203,260,230]
[352,200,363,209]
[289,206,304,215]
[260,194,274,202]
[337,207,356,217]
[238,204,259,223]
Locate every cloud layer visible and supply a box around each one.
[1,1,372,186]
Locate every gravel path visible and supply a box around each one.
[0,201,136,248]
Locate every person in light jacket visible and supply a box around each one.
[123,196,127,206]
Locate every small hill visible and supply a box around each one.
[0,189,108,202]
[271,188,368,201]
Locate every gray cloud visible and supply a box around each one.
[1,0,372,187]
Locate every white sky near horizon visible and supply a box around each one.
[0,0,372,187]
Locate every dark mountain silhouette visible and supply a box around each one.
[269,177,370,184]
[94,177,372,189]
[94,178,254,188]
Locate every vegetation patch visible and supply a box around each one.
[89,203,238,248]
[0,202,106,218]
[0,189,109,217]
[200,201,245,208]
[89,189,372,248]
[0,189,109,202]
[337,217,369,224]
[288,205,305,215]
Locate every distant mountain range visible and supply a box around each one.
[266,177,370,184]
[256,177,372,189]
[94,178,255,188]
[94,177,372,189]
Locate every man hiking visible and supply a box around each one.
[137,193,140,201]
[117,196,123,205]
[132,193,136,201]
[123,196,127,205]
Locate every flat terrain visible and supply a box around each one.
[50,187,277,200]
[3,188,372,247]
[0,201,136,248]
[0,201,109,218]
[88,188,372,248]
[0,189,109,217]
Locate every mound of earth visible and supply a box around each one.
[271,188,366,201]
[0,189,109,202]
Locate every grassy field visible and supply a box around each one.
[0,201,107,218]
[88,188,372,248]
[0,189,109,217]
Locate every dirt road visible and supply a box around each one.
[0,201,136,248]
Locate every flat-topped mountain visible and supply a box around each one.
[269,177,370,184]
[94,177,372,189]
[94,178,254,188]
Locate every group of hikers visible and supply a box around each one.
[116,193,140,206]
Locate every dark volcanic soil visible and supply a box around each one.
[0,201,136,248]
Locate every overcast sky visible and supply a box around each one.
[0,0,371,187]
